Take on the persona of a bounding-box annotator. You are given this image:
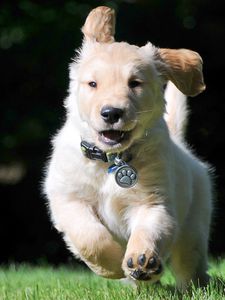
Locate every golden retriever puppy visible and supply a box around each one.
[44,6,212,290]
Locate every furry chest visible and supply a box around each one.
[97,193,129,241]
[96,175,138,241]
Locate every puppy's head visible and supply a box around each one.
[68,6,205,153]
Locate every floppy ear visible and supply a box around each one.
[82,6,115,43]
[155,48,205,96]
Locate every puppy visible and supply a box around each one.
[44,6,212,290]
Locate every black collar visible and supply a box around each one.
[80,140,132,163]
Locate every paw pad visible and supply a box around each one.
[126,254,163,281]
[115,165,137,188]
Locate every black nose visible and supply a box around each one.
[100,106,124,124]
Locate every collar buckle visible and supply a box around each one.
[81,141,108,162]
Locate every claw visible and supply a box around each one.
[153,263,163,275]
[138,254,146,266]
[130,269,151,281]
[127,257,134,268]
[146,256,157,269]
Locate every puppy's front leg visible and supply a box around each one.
[49,194,125,279]
[123,204,175,282]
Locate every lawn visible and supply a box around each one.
[0,260,225,300]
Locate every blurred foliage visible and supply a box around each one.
[0,0,225,263]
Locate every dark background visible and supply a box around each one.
[0,0,225,265]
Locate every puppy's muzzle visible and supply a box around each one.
[98,106,134,146]
[101,106,124,124]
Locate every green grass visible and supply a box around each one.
[0,260,225,300]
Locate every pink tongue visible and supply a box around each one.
[102,131,122,141]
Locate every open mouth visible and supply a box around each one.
[98,130,130,146]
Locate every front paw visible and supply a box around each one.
[123,252,163,282]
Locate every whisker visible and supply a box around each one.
[136,109,153,114]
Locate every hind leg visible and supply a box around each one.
[171,166,212,290]
[170,224,210,290]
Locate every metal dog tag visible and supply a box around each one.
[115,164,138,188]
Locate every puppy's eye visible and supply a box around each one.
[128,80,142,89]
[88,81,97,88]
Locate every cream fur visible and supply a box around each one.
[44,6,212,290]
